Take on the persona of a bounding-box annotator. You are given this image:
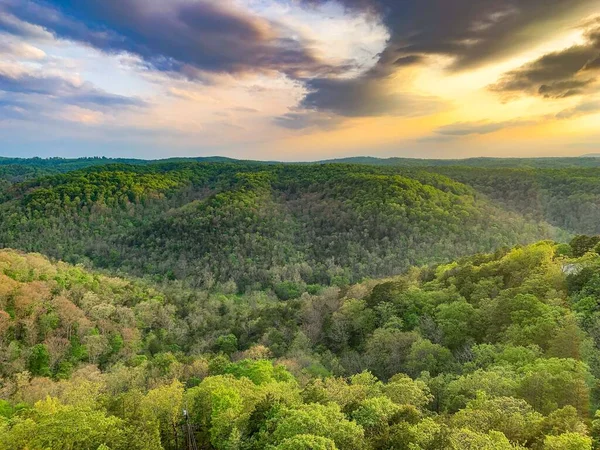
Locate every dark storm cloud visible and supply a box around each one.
[394,55,424,67]
[275,73,445,129]
[304,0,596,69]
[301,77,443,117]
[538,79,596,99]
[584,57,600,70]
[491,19,600,98]
[0,0,330,77]
[297,0,596,117]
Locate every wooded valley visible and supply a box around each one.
[1,157,600,449]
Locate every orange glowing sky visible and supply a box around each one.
[0,0,599,159]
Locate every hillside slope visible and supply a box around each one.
[2,239,600,448]
[0,163,553,292]
[424,167,600,235]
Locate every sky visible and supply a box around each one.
[0,0,599,161]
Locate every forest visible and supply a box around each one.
[0,160,566,292]
[2,238,600,448]
[2,158,600,448]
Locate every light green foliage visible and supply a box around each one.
[351,396,400,431]
[407,339,455,377]
[449,429,523,450]
[0,397,133,450]
[223,359,295,385]
[274,434,337,450]
[443,367,519,412]
[543,433,592,450]
[383,374,432,409]
[271,403,365,450]
[452,393,544,445]
[517,358,590,415]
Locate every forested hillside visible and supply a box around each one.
[322,156,600,168]
[0,162,550,292]
[422,167,600,236]
[2,238,600,448]
[3,158,600,448]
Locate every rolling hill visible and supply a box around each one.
[0,162,553,292]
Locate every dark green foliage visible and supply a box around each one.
[424,167,600,235]
[215,334,239,355]
[27,344,51,377]
[275,282,302,300]
[570,235,600,257]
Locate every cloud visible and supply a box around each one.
[0,97,28,121]
[0,0,342,79]
[0,38,46,60]
[0,6,52,40]
[273,110,343,130]
[297,0,597,117]
[0,62,147,126]
[584,56,600,70]
[490,18,600,98]
[299,77,445,117]
[394,55,425,67]
[304,0,596,70]
[417,134,459,144]
[0,71,146,110]
[6,0,594,121]
[556,98,600,119]
[434,119,537,136]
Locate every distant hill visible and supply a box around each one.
[321,156,600,168]
[0,155,240,169]
[4,155,600,173]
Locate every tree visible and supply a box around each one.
[452,393,543,446]
[275,435,337,450]
[407,339,455,377]
[517,358,590,415]
[215,334,239,355]
[383,374,432,410]
[435,301,478,350]
[271,403,365,450]
[351,396,400,434]
[543,433,592,450]
[142,381,184,450]
[0,396,137,450]
[570,236,600,258]
[449,429,521,450]
[364,329,419,380]
[28,344,51,377]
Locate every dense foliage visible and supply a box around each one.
[0,162,551,292]
[2,238,600,448]
[3,157,600,449]
[422,167,600,235]
[322,156,600,168]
